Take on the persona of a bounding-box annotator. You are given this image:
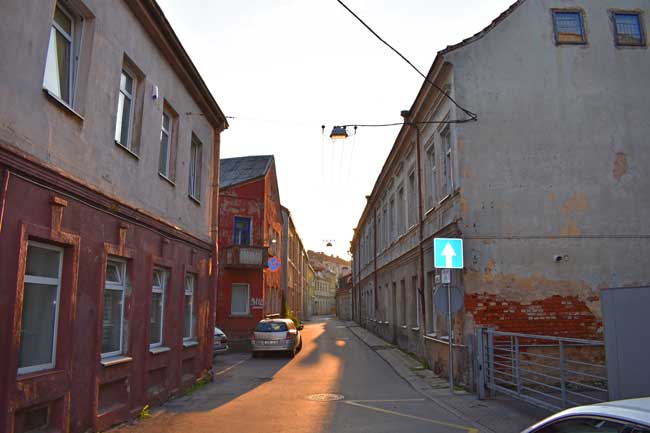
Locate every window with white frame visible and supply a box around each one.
[425,143,436,209]
[115,70,136,149]
[18,242,63,374]
[441,127,453,197]
[189,135,202,201]
[376,213,382,253]
[150,268,167,347]
[43,4,81,106]
[407,170,417,227]
[231,283,249,315]
[382,206,388,249]
[102,259,127,357]
[184,274,197,341]
[159,107,176,180]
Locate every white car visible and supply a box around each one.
[521,398,650,433]
[213,327,229,355]
[251,318,303,358]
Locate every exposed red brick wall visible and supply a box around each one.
[466,293,602,339]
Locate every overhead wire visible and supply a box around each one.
[335,0,478,122]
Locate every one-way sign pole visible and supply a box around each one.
[434,238,463,394]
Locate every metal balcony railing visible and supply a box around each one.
[224,245,268,269]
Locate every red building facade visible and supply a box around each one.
[0,1,227,432]
[217,156,283,340]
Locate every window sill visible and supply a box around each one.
[43,88,84,122]
[114,141,140,160]
[100,355,133,367]
[183,340,199,348]
[149,346,171,355]
[411,327,421,332]
[401,325,408,329]
[188,194,201,206]
[158,172,176,186]
[229,314,252,319]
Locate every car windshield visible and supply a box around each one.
[255,322,288,332]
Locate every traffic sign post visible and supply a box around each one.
[433,238,464,393]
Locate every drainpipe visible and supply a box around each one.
[209,126,222,371]
[407,115,427,333]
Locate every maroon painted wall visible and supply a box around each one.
[0,158,215,433]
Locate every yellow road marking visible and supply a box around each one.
[343,400,479,433]
[348,399,426,403]
[215,359,247,376]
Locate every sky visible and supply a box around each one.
[157,0,514,259]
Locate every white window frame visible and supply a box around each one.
[231,283,250,316]
[183,274,196,341]
[102,258,127,358]
[150,267,167,348]
[18,241,64,375]
[43,4,80,106]
[115,69,136,148]
[397,185,405,236]
[189,135,202,200]
[159,110,172,178]
[407,169,417,227]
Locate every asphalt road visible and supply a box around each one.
[111,317,480,433]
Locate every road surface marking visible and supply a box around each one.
[343,400,479,433]
[347,398,425,403]
[215,359,247,376]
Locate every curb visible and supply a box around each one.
[346,324,498,433]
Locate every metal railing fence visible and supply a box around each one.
[477,328,608,412]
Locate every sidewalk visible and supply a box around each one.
[346,322,549,433]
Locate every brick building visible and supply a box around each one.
[216,156,283,340]
[0,1,227,432]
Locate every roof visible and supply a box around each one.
[524,398,650,432]
[220,155,274,188]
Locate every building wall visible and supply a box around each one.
[0,0,218,241]
[217,173,283,339]
[447,0,650,341]
[351,0,650,385]
[0,2,225,431]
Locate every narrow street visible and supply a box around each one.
[110,317,480,433]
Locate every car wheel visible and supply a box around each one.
[252,351,259,358]
[289,346,296,358]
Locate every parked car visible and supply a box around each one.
[521,398,650,433]
[213,327,229,355]
[251,318,303,358]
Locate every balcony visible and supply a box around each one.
[224,245,268,269]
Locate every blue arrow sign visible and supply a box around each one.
[434,238,463,269]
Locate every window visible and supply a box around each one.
[159,105,177,181]
[382,206,388,249]
[425,143,436,209]
[231,283,250,315]
[397,186,405,235]
[389,197,395,242]
[400,279,406,326]
[412,275,420,328]
[234,217,251,245]
[189,135,203,201]
[533,417,626,433]
[102,259,126,357]
[115,70,135,149]
[407,170,417,227]
[150,268,167,347]
[184,274,197,341]
[552,10,586,44]
[43,4,81,106]
[441,127,453,197]
[425,271,437,335]
[613,12,645,46]
[18,242,63,374]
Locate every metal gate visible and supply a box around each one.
[476,328,608,412]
